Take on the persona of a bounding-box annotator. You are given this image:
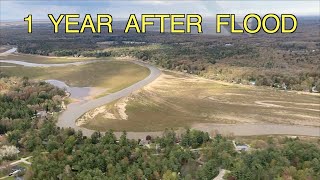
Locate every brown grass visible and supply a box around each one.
[1,61,150,96]
[81,71,320,132]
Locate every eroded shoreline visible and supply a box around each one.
[1,48,319,139]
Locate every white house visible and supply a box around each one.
[233,140,250,152]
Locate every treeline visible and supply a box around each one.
[19,42,256,75]
[28,128,214,179]
[229,139,320,179]
[53,50,111,58]
[10,121,320,180]
[17,41,97,56]
[0,76,65,134]
[277,42,307,51]
[251,71,320,91]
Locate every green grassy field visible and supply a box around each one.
[81,71,320,132]
[0,61,150,95]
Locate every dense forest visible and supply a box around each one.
[0,74,65,135]
[28,128,320,180]
[0,75,319,179]
[2,119,320,179]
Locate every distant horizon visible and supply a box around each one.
[1,1,319,21]
[1,15,319,23]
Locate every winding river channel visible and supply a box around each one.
[1,48,319,139]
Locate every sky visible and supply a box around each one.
[0,0,319,21]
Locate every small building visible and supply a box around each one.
[233,140,250,152]
[36,111,47,118]
[9,165,25,177]
[249,81,256,86]
[312,86,319,93]
[281,83,287,90]
[138,139,150,148]
[235,145,250,151]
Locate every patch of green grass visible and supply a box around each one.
[16,162,31,169]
